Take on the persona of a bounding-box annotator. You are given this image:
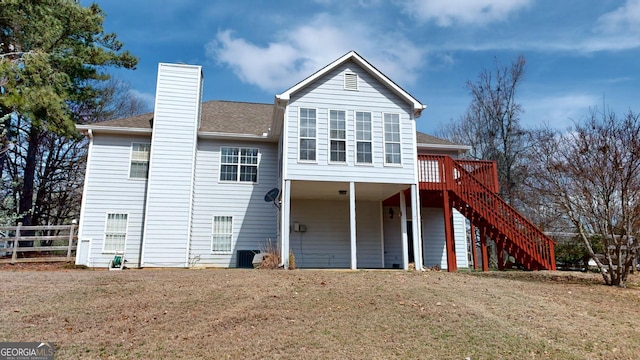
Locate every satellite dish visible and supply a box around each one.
[264,188,280,209]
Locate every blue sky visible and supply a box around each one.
[84,0,640,134]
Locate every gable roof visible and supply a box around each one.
[80,100,273,138]
[275,51,426,118]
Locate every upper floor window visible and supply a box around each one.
[383,113,401,164]
[103,213,127,253]
[329,110,346,162]
[220,147,259,183]
[355,111,372,164]
[299,108,316,161]
[130,143,150,179]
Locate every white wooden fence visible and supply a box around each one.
[0,222,77,264]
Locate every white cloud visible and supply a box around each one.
[400,0,532,27]
[129,89,155,108]
[206,14,425,92]
[522,93,599,128]
[595,0,640,35]
[580,0,640,51]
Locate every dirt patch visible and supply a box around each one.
[0,261,73,271]
[1,269,639,359]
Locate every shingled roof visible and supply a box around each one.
[90,100,466,148]
[416,132,460,146]
[92,100,273,136]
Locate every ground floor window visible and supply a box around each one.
[212,216,233,253]
[104,213,127,253]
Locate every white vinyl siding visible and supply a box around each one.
[78,134,149,267]
[141,63,202,267]
[189,140,279,268]
[284,63,417,184]
[422,207,469,270]
[299,108,317,161]
[329,110,346,163]
[383,113,401,165]
[103,213,127,253]
[355,111,372,164]
[129,143,150,179]
[289,199,382,268]
[219,147,259,183]
[211,216,233,253]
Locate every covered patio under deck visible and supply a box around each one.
[279,180,423,270]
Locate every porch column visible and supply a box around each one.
[400,189,409,270]
[349,181,357,270]
[410,184,423,271]
[281,180,291,269]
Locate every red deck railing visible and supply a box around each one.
[417,155,556,271]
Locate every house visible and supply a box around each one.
[75,51,556,271]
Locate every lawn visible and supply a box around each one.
[1,266,639,359]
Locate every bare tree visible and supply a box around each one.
[527,110,640,287]
[1,79,149,229]
[438,56,529,205]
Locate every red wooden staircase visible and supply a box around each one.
[418,155,556,271]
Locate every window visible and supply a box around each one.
[355,111,372,164]
[329,110,346,162]
[383,113,401,164]
[104,213,127,253]
[299,108,317,161]
[130,143,150,179]
[344,73,358,90]
[220,147,259,183]
[211,216,233,253]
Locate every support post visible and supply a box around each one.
[410,184,423,271]
[470,222,478,270]
[11,222,21,264]
[442,192,456,272]
[67,222,76,259]
[281,180,291,269]
[480,226,489,271]
[349,182,357,270]
[497,239,504,270]
[399,189,408,270]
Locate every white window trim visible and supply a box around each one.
[383,112,402,166]
[354,110,374,166]
[218,147,260,184]
[102,212,128,254]
[129,142,150,180]
[298,107,318,163]
[328,109,347,164]
[211,215,234,254]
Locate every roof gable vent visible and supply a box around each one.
[344,72,358,91]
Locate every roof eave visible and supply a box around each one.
[417,143,472,151]
[198,131,274,142]
[76,124,152,135]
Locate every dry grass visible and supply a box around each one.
[1,266,639,359]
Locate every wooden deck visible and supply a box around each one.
[418,155,556,271]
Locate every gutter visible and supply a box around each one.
[76,125,152,135]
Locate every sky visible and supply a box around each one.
[82,0,640,135]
